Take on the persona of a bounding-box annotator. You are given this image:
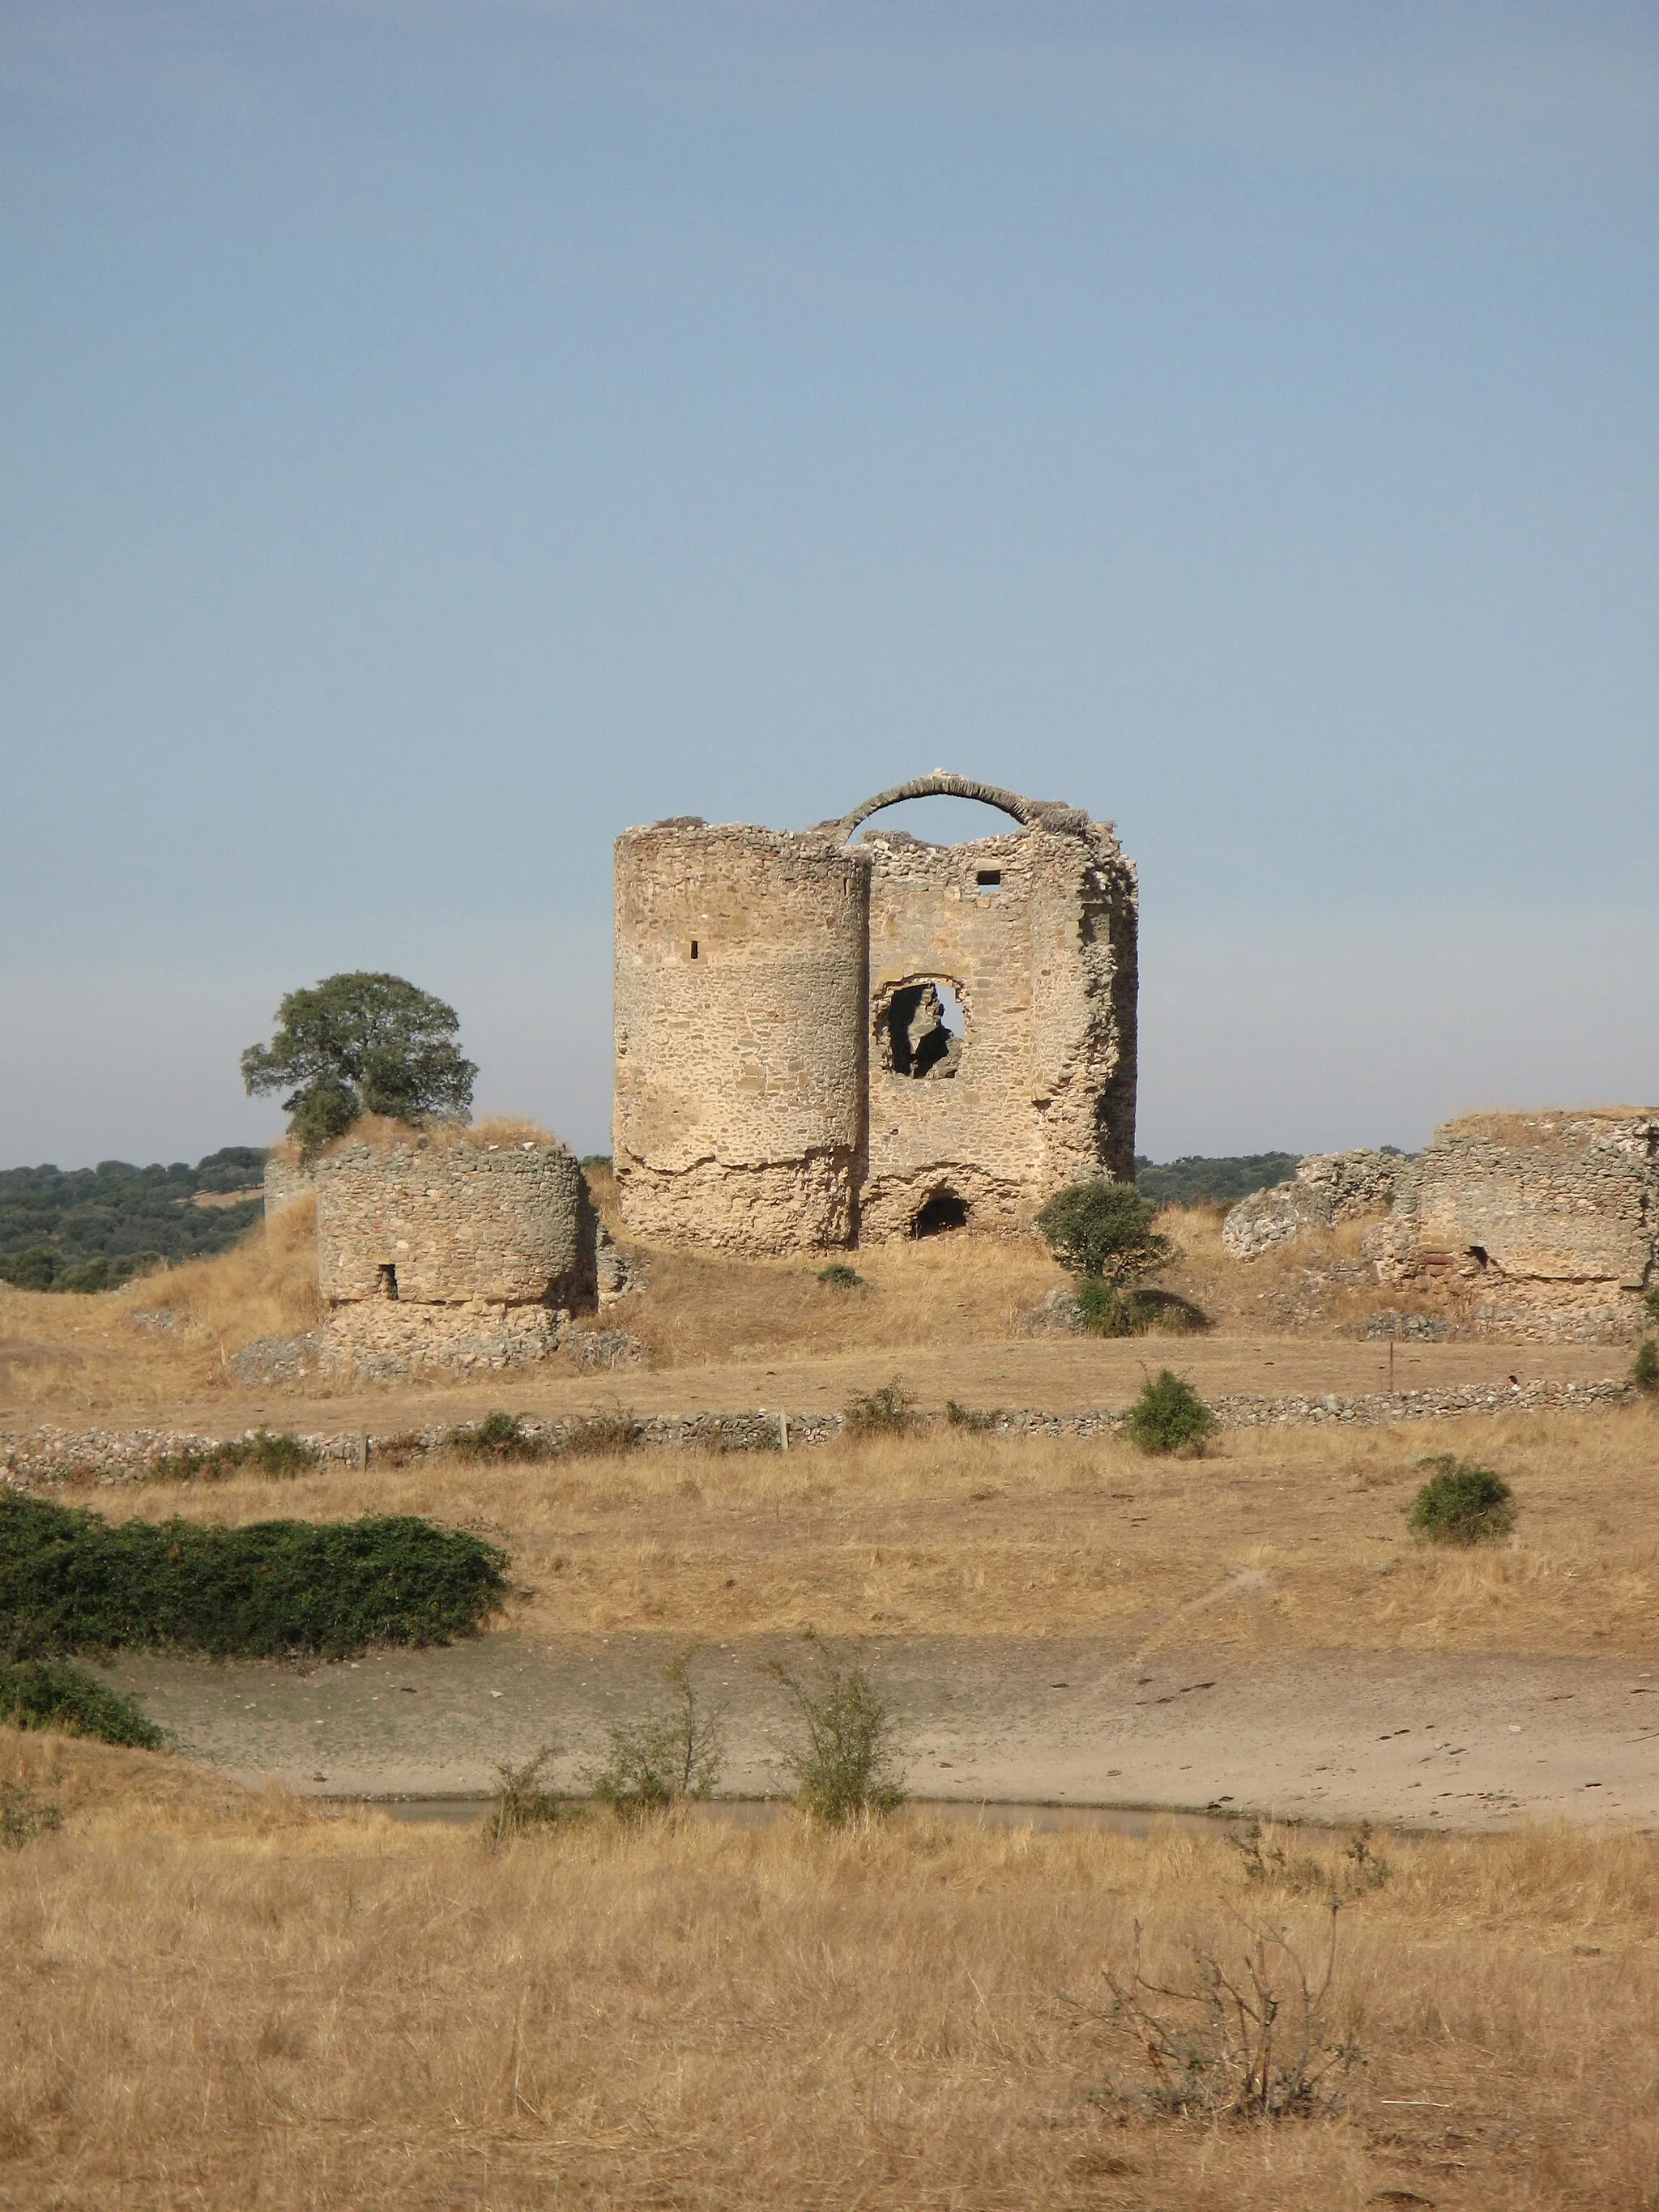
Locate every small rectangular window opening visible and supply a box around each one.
[377,1262,399,1299]
[976,868,1002,890]
[690,940,699,959]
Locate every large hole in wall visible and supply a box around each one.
[880,981,965,1079]
[911,1188,969,1237]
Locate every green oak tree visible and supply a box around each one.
[241,972,477,1156]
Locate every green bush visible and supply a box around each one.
[842,1379,915,1438]
[591,1652,723,1819]
[148,1429,319,1483]
[0,1493,508,1660]
[1409,1458,1516,1546]
[1634,1338,1659,1395]
[1124,1370,1218,1455]
[766,1642,906,1823]
[447,1412,551,1462]
[0,1656,164,1747]
[482,1749,566,1843]
[817,1263,867,1291]
[1035,1181,1173,1285]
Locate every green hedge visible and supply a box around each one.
[0,1656,164,1748]
[0,1494,508,1661]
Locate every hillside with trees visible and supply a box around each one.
[0,1149,267,1292]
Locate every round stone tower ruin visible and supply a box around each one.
[613,774,1138,1253]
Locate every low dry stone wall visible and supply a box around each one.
[1,1377,1631,1489]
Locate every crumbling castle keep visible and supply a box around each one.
[612,774,1138,1253]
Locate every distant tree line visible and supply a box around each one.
[0,1149,267,1294]
[1131,1153,1302,1208]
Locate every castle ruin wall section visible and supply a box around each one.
[612,823,869,1254]
[858,820,1137,1241]
[262,1150,314,1216]
[313,1136,596,1311]
[1367,1111,1657,1339]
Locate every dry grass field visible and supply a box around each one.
[2,1729,1657,2211]
[52,1404,1659,1657]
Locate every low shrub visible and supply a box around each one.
[1633,1338,1659,1395]
[591,1651,723,1819]
[447,1412,551,1462]
[0,1493,508,1660]
[1409,1456,1516,1546]
[842,1379,915,1438]
[1124,1370,1218,1455]
[766,1640,906,1823]
[482,1749,565,1843]
[817,1263,867,1291]
[1074,1279,1149,1336]
[0,1656,164,1747]
[945,1400,999,1432]
[148,1429,319,1483]
[1035,1181,1172,1285]
[561,1408,640,1458]
[1091,1903,1360,2120]
[0,1777,63,1850]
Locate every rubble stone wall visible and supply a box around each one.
[262,1149,314,1216]
[313,1133,596,1310]
[612,778,1138,1254]
[1367,1110,1657,1339]
[1222,1150,1398,1259]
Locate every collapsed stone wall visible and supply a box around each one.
[1366,1110,1657,1341]
[612,774,1138,1255]
[262,1148,314,1216]
[1222,1151,1399,1259]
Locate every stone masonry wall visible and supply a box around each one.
[263,1149,315,1216]
[859,816,1137,1241]
[313,1132,596,1310]
[613,822,870,1253]
[1366,1110,1657,1340]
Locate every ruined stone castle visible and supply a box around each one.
[612,774,1139,1254]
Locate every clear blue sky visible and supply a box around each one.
[3,2,1655,1169]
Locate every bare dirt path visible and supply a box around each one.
[104,1630,1659,1831]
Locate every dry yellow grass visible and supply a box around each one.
[625,1230,1071,1366]
[0,1197,322,1416]
[62,1403,1659,1656]
[2,1728,1656,2210]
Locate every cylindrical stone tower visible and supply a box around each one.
[613,820,869,1252]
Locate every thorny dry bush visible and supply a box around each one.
[1088,1901,1363,2120]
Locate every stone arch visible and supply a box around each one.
[834,772,1043,845]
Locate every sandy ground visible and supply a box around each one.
[102,1629,1659,1831]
